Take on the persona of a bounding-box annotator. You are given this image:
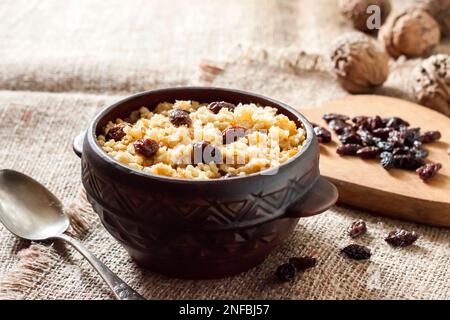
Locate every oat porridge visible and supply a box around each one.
[97,100,307,179]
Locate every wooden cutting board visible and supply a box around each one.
[299,95,450,227]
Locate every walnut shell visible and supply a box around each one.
[338,0,391,33]
[413,54,450,116]
[416,0,450,37]
[330,33,389,94]
[379,9,440,58]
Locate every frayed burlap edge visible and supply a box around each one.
[199,45,331,83]
[229,45,330,72]
[0,190,95,300]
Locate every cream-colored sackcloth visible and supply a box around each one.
[0,52,449,299]
[0,0,449,299]
[0,0,440,94]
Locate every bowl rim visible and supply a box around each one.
[86,86,315,184]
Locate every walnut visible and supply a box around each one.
[415,0,450,37]
[338,0,391,33]
[379,9,440,58]
[413,54,450,116]
[330,32,389,94]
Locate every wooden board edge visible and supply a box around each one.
[326,177,450,228]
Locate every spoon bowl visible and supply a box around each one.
[0,169,69,240]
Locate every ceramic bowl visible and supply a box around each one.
[73,87,338,279]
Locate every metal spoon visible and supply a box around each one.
[0,169,145,300]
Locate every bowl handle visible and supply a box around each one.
[72,130,85,158]
[285,176,338,218]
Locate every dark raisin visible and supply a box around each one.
[342,125,359,135]
[328,119,349,134]
[314,126,332,143]
[388,130,406,146]
[393,154,407,168]
[372,127,392,140]
[376,141,395,152]
[222,126,247,144]
[385,229,419,247]
[380,152,395,170]
[341,244,371,260]
[106,123,128,141]
[359,131,375,146]
[347,219,367,238]
[368,115,383,131]
[413,148,429,158]
[370,136,382,146]
[288,256,317,271]
[404,127,421,146]
[419,131,441,143]
[169,109,192,127]
[133,139,159,158]
[352,115,369,125]
[356,146,379,159]
[393,154,425,170]
[358,120,372,131]
[275,263,296,281]
[322,113,349,123]
[207,101,236,114]
[339,132,362,145]
[416,163,442,182]
[336,144,361,156]
[385,117,409,129]
[392,147,410,155]
[391,140,406,149]
[413,140,422,149]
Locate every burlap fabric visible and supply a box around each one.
[0,0,449,299]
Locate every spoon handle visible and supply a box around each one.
[55,233,145,300]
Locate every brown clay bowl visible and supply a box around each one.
[73,87,338,279]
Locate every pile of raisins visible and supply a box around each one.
[313,113,443,182]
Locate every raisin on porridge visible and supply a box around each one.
[97,100,307,179]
